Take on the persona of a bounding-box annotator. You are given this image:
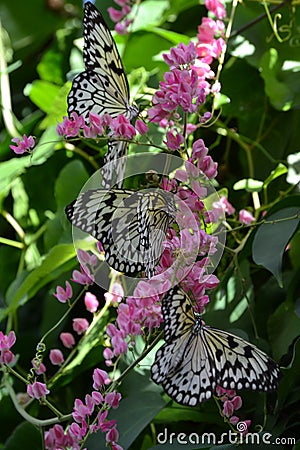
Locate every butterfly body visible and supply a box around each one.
[151,288,281,406]
[66,188,175,277]
[68,1,138,187]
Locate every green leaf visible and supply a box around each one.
[233,178,263,192]
[4,243,76,317]
[260,48,293,111]
[263,163,288,188]
[4,421,41,450]
[252,206,300,286]
[26,80,61,113]
[55,160,89,211]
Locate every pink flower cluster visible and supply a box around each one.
[10,134,35,155]
[0,331,16,365]
[148,42,205,130]
[216,386,251,432]
[108,0,133,35]
[57,112,147,140]
[103,281,162,365]
[45,369,122,450]
[193,1,226,95]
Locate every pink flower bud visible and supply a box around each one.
[60,332,75,348]
[239,209,255,225]
[84,292,99,313]
[73,318,89,335]
[49,349,64,366]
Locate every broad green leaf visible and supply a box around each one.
[252,207,300,286]
[263,163,288,188]
[4,421,41,450]
[5,243,76,316]
[131,1,170,30]
[233,178,263,192]
[148,27,190,45]
[26,80,61,112]
[55,160,89,210]
[260,48,293,111]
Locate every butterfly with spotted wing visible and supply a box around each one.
[65,188,175,277]
[68,1,138,187]
[151,287,281,406]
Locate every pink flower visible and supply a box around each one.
[239,209,255,225]
[104,282,124,305]
[91,391,104,405]
[72,398,89,423]
[105,391,121,409]
[10,134,35,154]
[163,42,197,68]
[49,349,64,365]
[93,368,111,390]
[83,112,105,138]
[0,331,16,365]
[97,410,116,432]
[205,0,226,19]
[108,7,124,22]
[164,130,184,151]
[60,332,75,348]
[73,318,89,335]
[0,331,16,350]
[32,359,47,375]
[69,422,85,440]
[71,265,94,285]
[53,281,73,303]
[27,382,50,399]
[216,386,236,398]
[135,119,148,135]
[110,114,136,139]
[222,396,242,417]
[0,349,15,365]
[106,427,119,444]
[84,292,99,313]
[115,21,129,35]
[56,112,84,137]
[220,196,235,215]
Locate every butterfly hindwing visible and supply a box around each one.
[151,287,281,406]
[66,189,174,277]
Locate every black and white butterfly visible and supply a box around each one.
[68,1,138,187]
[65,188,175,277]
[151,287,281,406]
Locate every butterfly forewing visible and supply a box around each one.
[151,287,281,406]
[83,2,130,104]
[67,2,138,188]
